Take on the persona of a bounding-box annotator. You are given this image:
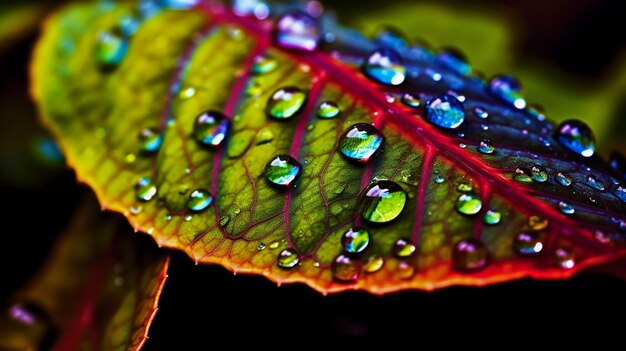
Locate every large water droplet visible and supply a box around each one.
[273,11,320,51]
[331,254,360,282]
[392,238,416,258]
[401,93,421,108]
[555,120,595,157]
[514,167,533,183]
[425,94,465,129]
[477,140,494,154]
[610,152,626,179]
[317,101,340,119]
[555,172,572,187]
[95,30,128,71]
[586,175,605,191]
[436,48,471,76]
[135,177,157,201]
[530,165,548,182]
[554,247,575,269]
[193,110,229,147]
[513,232,544,255]
[452,238,489,272]
[264,154,301,188]
[251,54,277,75]
[456,193,482,216]
[187,189,213,212]
[359,180,407,223]
[277,248,300,269]
[363,255,384,273]
[489,74,526,109]
[138,127,162,153]
[362,48,406,86]
[483,209,501,225]
[338,123,384,163]
[267,87,307,120]
[342,227,370,254]
[558,201,575,215]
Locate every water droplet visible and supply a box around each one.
[452,238,489,272]
[555,172,572,187]
[395,261,416,280]
[219,215,230,227]
[135,177,157,201]
[269,241,280,249]
[457,182,472,192]
[331,254,360,282]
[251,54,277,75]
[514,167,533,183]
[586,175,605,191]
[530,165,548,182]
[513,232,544,255]
[437,48,471,76]
[363,255,384,273]
[264,154,301,187]
[528,216,548,230]
[392,238,416,258]
[317,101,340,119]
[338,123,384,163]
[96,30,128,71]
[425,94,465,129]
[558,201,575,215]
[610,152,626,179]
[138,127,162,153]
[129,205,143,215]
[473,106,488,119]
[187,189,213,212]
[192,110,229,147]
[615,186,626,203]
[165,214,172,221]
[434,175,445,184]
[401,93,421,108]
[554,247,575,269]
[527,104,546,121]
[455,193,482,216]
[362,48,406,86]
[483,209,501,225]
[179,87,196,99]
[273,11,320,51]
[342,227,370,254]
[257,242,266,250]
[489,74,526,109]
[447,90,465,102]
[555,120,595,157]
[277,248,300,269]
[477,140,494,154]
[359,180,407,223]
[267,87,307,120]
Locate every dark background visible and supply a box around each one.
[1,0,625,346]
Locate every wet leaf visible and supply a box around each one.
[0,196,169,350]
[32,1,626,293]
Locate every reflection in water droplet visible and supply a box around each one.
[530,165,548,182]
[514,167,533,183]
[135,177,157,201]
[554,247,575,269]
[457,182,472,192]
[267,87,307,120]
[187,189,213,212]
[273,11,320,51]
[483,209,501,225]
[232,0,270,19]
[264,154,301,187]
[513,232,544,255]
[425,94,465,129]
[586,175,605,191]
[338,123,384,163]
[555,120,595,157]
[138,127,162,153]
[615,186,626,203]
[342,227,370,254]
[453,238,489,272]
[363,255,384,273]
[392,238,416,258]
[473,106,488,119]
[437,48,471,76]
[251,54,277,75]
[558,201,575,215]
[362,48,406,86]
[277,248,300,269]
[317,101,340,119]
[193,110,229,147]
[395,260,416,280]
[477,140,494,154]
[401,93,421,108]
[359,180,407,223]
[257,242,266,250]
[489,74,526,109]
[96,31,128,71]
[434,175,445,184]
[527,104,546,121]
[556,172,572,187]
[456,193,482,216]
[332,254,360,282]
[528,216,548,230]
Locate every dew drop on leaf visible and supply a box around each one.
[558,201,575,215]
[395,261,416,280]
[401,93,421,108]
[527,104,546,121]
[473,106,488,119]
[251,54,278,75]
[257,242,266,250]
[138,127,162,153]
[514,167,533,183]
[232,0,270,19]
[555,172,573,187]
[95,30,128,71]
[530,165,548,183]
[273,11,320,51]
[554,247,576,269]
[135,177,157,202]
[187,189,213,212]
[317,101,340,119]
[615,186,626,203]
[363,255,384,273]
[455,193,482,216]
[362,48,406,86]
[586,175,605,191]
[434,175,445,184]
[331,254,360,282]
[528,216,548,230]
[192,110,229,147]
[513,232,544,256]
[477,140,494,154]
[555,120,595,158]
[452,238,489,272]
[392,238,416,258]
[264,154,301,187]
[341,227,370,254]
[266,87,307,120]
[338,123,384,163]
[277,248,300,269]
[118,15,140,38]
[483,209,501,225]
[359,180,407,223]
[488,74,526,109]
[457,182,473,192]
[436,48,471,76]
[425,94,465,129]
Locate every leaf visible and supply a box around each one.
[0,195,169,350]
[31,1,626,293]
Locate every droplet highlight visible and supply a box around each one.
[555,120,595,157]
[554,247,575,269]
[362,48,406,86]
[187,189,213,212]
[138,127,162,153]
[513,232,544,256]
[95,30,128,71]
[489,74,526,109]
[477,140,494,155]
[455,193,482,216]
[273,11,320,51]
[251,54,277,75]
[586,175,605,191]
[338,123,384,163]
[558,201,575,215]
[264,154,301,187]
[483,209,501,225]
[401,93,421,108]
[331,254,360,282]
[317,101,340,119]
[277,248,300,269]
[135,177,157,202]
[359,180,407,223]
[425,94,466,129]
[514,167,533,183]
[452,238,489,272]
[267,87,307,120]
[193,110,229,147]
[530,165,548,183]
[555,172,573,187]
[342,227,370,254]
[392,238,416,258]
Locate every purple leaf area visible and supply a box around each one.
[31,0,626,294]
